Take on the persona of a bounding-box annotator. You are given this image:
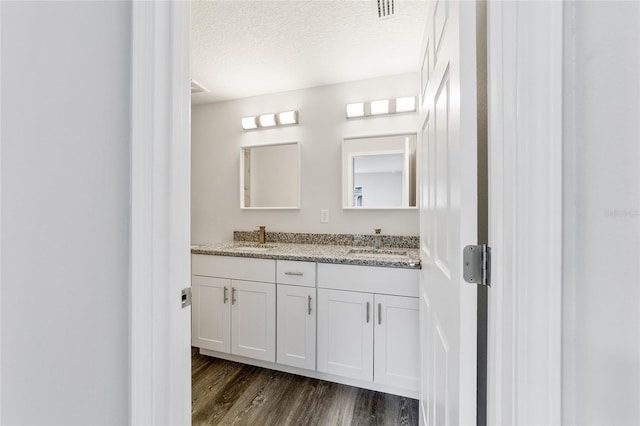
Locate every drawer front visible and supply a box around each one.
[192,254,275,283]
[317,263,419,297]
[276,260,316,287]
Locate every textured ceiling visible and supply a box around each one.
[191,0,428,104]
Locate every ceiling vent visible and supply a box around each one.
[376,0,395,19]
[190,79,209,94]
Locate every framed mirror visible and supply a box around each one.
[240,142,300,209]
[342,134,417,209]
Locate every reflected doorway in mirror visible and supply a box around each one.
[342,134,417,209]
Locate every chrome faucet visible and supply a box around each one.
[258,226,266,244]
[374,228,382,249]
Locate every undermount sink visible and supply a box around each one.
[229,244,276,252]
[347,248,409,259]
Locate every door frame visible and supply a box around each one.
[0,0,565,424]
[0,2,3,421]
[126,0,565,425]
[486,1,563,424]
[130,1,192,424]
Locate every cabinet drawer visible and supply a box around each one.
[192,254,275,283]
[276,260,316,287]
[317,263,419,297]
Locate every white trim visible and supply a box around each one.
[130,1,191,424]
[198,348,419,399]
[487,1,563,425]
[0,1,3,421]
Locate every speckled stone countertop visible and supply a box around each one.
[191,241,421,269]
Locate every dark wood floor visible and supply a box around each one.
[192,349,419,426]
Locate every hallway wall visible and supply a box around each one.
[1,2,131,423]
[562,1,640,424]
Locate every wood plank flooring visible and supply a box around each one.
[192,349,419,426]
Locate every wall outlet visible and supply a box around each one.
[320,209,329,223]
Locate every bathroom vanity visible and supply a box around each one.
[191,236,421,398]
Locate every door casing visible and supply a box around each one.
[123,1,564,425]
[130,1,192,424]
[486,2,563,425]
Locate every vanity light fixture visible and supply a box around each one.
[241,116,258,130]
[278,110,298,125]
[346,102,365,118]
[241,110,299,131]
[259,113,277,127]
[345,96,417,119]
[395,96,416,113]
[370,99,390,115]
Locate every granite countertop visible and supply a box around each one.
[191,241,421,269]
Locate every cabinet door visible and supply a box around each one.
[192,276,231,353]
[374,294,420,391]
[317,288,374,381]
[231,280,276,362]
[277,284,316,370]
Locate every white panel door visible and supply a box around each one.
[317,288,374,381]
[277,284,316,370]
[191,276,231,353]
[374,294,420,391]
[419,1,479,424]
[231,280,276,362]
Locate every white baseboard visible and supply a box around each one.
[198,348,419,400]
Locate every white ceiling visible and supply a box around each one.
[355,153,404,174]
[191,0,429,104]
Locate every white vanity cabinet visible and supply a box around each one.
[191,251,420,398]
[276,260,316,370]
[316,263,420,393]
[191,255,276,362]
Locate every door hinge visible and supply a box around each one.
[463,244,491,287]
[181,287,192,308]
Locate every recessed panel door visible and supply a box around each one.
[374,294,420,391]
[191,276,231,353]
[317,288,374,381]
[231,280,276,362]
[277,284,316,370]
[419,0,479,424]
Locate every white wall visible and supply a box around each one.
[1,2,131,424]
[562,1,640,424]
[192,73,420,244]
[354,172,403,207]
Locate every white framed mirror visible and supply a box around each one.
[342,134,417,209]
[240,142,300,209]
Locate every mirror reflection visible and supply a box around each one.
[241,142,300,209]
[343,134,417,209]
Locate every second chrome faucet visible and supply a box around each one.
[374,228,382,249]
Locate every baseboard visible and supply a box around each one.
[198,348,419,399]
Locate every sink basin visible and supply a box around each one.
[347,248,409,260]
[234,246,272,252]
[348,248,407,256]
[229,244,276,252]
